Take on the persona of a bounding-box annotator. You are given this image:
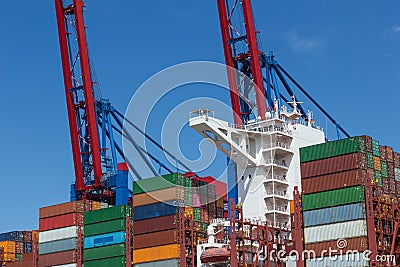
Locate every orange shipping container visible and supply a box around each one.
[374,156,381,171]
[0,241,16,254]
[39,200,87,219]
[290,200,294,214]
[3,252,16,262]
[133,187,184,207]
[133,244,180,264]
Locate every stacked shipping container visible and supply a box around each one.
[37,200,101,267]
[132,173,226,266]
[300,136,400,266]
[0,231,37,266]
[83,205,132,267]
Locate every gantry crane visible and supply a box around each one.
[216,0,350,138]
[54,0,197,205]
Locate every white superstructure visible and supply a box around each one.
[190,106,325,226]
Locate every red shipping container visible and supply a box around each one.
[5,260,33,267]
[380,146,387,161]
[301,169,365,194]
[39,200,88,219]
[305,237,368,259]
[134,215,177,235]
[133,229,178,249]
[38,250,76,267]
[395,152,400,167]
[385,146,394,163]
[39,213,79,231]
[362,135,372,152]
[301,153,366,178]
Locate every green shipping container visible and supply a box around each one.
[366,152,374,169]
[132,173,185,194]
[381,162,388,177]
[84,256,126,267]
[84,218,126,237]
[300,137,366,163]
[375,170,382,186]
[184,188,193,206]
[302,186,365,211]
[85,205,132,225]
[84,244,126,261]
[372,140,380,157]
[194,208,201,222]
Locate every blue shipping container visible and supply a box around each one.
[84,231,125,249]
[134,202,180,221]
[0,231,24,242]
[303,203,365,227]
[23,242,32,253]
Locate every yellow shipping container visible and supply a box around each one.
[133,187,184,207]
[185,207,194,216]
[3,252,16,262]
[290,200,294,214]
[133,244,180,264]
[0,241,16,254]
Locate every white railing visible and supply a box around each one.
[265,190,288,198]
[265,160,289,168]
[265,175,287,182]
[267,221,290,229]
[263,142,292,150]
[266,206,288,213]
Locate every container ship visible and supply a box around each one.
[2,0,398,267]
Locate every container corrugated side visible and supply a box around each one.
[300,137,365,163]
[0,240,16,253]
[302,186,365,211]
[303,203,365,227]
[84,256,126,267]
[133,244,180,264]
[84,205,131,225]
[83,243,125,261]
[84,231,125,249]
[0,231,24,242]
[39,226,77,243]
[4,260,33,267]
[134,215,177,235]
[301,169,365,194]
[84,218,126,237]
[39,238,77,255]
[39,213,78,231]
[304,237,368,256]
[133,187,185,207]
[304,220,367,244]
[306,253,368,267]
[301,153,366,178]
[133,259,180,267]
[133,229,178,249]
[38,250,76,267]
[134,202,180,221]
[132,173,185,195]
[39,200,87,219]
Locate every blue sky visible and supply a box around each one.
[1,1,399,231]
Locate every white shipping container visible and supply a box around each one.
[307,253,368,267]
[395,167,400,181]
[304,220,367,244]
[39,226,78,243]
